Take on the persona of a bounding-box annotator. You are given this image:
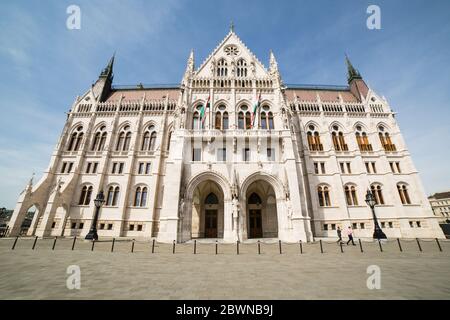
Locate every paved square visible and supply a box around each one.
[0,238,449,299]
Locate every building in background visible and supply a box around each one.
[428,192,450,223]
[7,28,445,241]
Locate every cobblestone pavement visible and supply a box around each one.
[0,237,449,299]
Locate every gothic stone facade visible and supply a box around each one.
[8,30,445,242]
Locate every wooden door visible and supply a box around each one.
[205,210,218,238]
[249,209,262,238]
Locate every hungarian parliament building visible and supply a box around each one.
[8,29,444,242]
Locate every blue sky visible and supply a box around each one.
[0,0,449,208]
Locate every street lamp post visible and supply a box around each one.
[85,191,105,241]
[365,189,387,240]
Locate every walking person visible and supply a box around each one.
[346,226,356,246]
[336,226,342,244]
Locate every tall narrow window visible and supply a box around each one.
[134,187,141,207]
[99,132,107,151]
[116,132,125,151]
[149,132,157,151]
[123,132,131,151]
[371,184,385,205]
[106,186,114,206]
[68,126,84,151]
[355,125,372,152]
[192,112,199,130]
[74,132,84,151]
[236,59,247,77]
[216,59,228,77]
[91,132,100,151]
[331,125,347,151]
[141,125,156,151]
[397,184,411,204]
[141,187,148,207]
[345,185,358,206]
[223,112,229,130]
[215,112,221,130]
[378,125,396,151]
[245,112,251,130]
[318,185,331,207]
[79,186,87,205]
[112,186,120,206]
[238,112,244,129]
[307,125,323,151]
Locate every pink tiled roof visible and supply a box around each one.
[285,89,359,103]
[105,89,179,102]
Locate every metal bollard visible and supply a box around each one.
[397,238,403,252]
[173,240,176,254]
[152,239,155,254]
[91,240,95,251]
[378,239,383,252]
[416,238,422,252]
[236,240,239,255]
[193,240,196,254]
[258,240,261,255]
[32,236,38,250]
[340,241,344,253]
[436,238,442,252]
[52,237,57,250]
[111,238,115,252]
[71,236,77,250]
[299,240,303,254]
[279,240,282,254]
[358,238,364,253]
[319,239,323,254]
[11,236,19,250]
[215,240,218,255]
[131,239,135,253]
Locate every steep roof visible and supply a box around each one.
[285,86,360,103]
[429,192,450,200]
[104,87,179,102]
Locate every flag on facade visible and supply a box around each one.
[200,95,210,125]
[251,92,262,128]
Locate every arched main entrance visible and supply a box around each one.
[246,180,278,238]
[191,180,224,238]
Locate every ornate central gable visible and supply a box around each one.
[195,30,269,78]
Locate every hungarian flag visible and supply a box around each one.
[200,95,210,126]
[251,92,262,128]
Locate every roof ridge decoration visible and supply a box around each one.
[195,29,268,74]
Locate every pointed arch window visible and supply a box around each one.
[141,125,156,151]
[260,106,274,130]
[216,59,228,77]
[397,184,411,205]
[307,125,323,151]
[318,185,331,207]
[91,126,107,151]
[238,112,245,129]
[331,125,348,151]
[344,185,358,206]
[370,184,385,205]
[248,193,262,205]
[355,125,373,152]
[378,125,396,151]
[205,192,219,204]
[79,185,93,205]
[106,186,120,206]
[68,126,84,151]
[134,186,148,207]
[214,105,228,130]
[237,59,248,77]
[116,125,131,151]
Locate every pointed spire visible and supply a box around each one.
[345,54,362,83]
[100,53,115,79]
[269,49,278,73]
[183,49,194,83]
[230,20,235,33]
